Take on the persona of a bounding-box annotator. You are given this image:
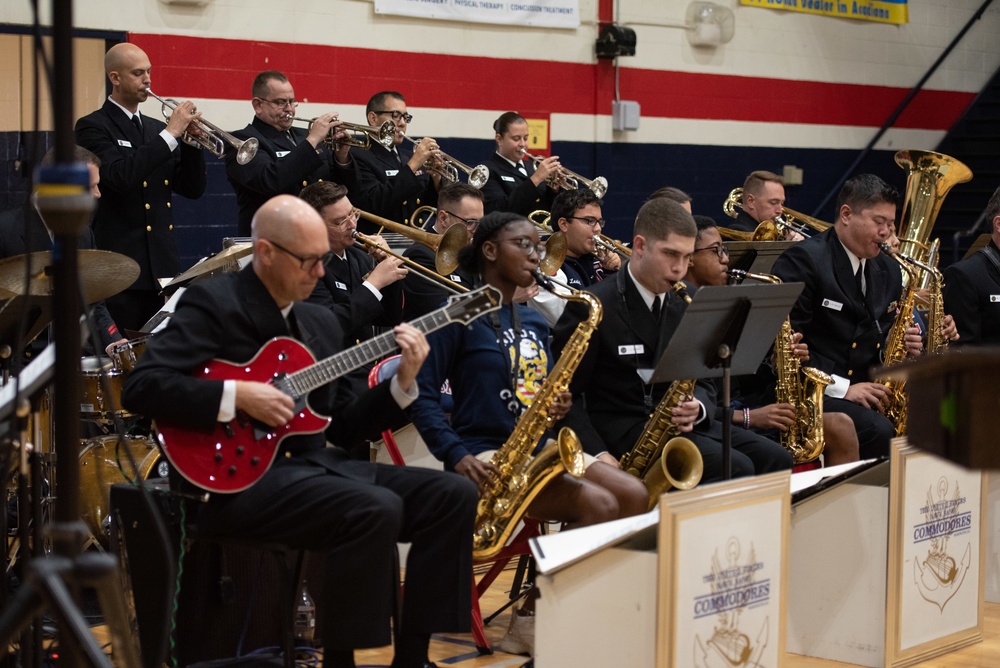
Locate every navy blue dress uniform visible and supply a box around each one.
[942,239,1000,346]
[121,266,476,654]
[770,227,901,458]
[226,117,362,236]
[552,267,786,481]
[350,142,437,234]
[480,153,555,216]
[723,208,760,233]
[75,100,207,331]
[400,241,472,320]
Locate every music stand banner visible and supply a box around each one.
[657,471,790,668]
[886,439,985,666]
[740,0,908,25]
[374,0,580,29]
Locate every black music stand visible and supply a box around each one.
[877,347,1000,469]
[725,241,795,275]
[649,283,802,479]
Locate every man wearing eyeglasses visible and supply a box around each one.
[226,70,361,236]
[123,194,476,668]
[351,91,442,234]
[401,182,481,319]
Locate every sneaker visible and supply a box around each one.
[497,609,535,656]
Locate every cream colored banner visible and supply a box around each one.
[374,0,580,28]
[741,0,908,25]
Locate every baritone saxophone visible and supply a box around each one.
[472,271,602,561]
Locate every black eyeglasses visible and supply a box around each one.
[267,239,333,271]
[372,110,413,123]
[568,216,606,228]
[257,98,299,109]
[504,237,547,260]
[442,210,480,228]
[694,244,729,259]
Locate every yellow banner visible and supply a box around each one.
[740,0,908,25]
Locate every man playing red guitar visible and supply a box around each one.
[122,194,477,668]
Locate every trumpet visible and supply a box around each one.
[402,135,490,189]
[286,115,395,150]
[594,235,632,258]
[720,187,831,241]
[145,88,259,165]
[522,151,608,198]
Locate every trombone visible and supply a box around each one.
[353,229,469,294]
[145,88,259,165]
[720,187,830,241]
[522,151,609,198]
[354,207,467,278]
[286,115,395,150]
[402,134,490,189]
[529,209,630,259]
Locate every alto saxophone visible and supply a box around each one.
[878,243,918,436]
[728,270,832,463]
[619,283,703,511]
[472,271,602,561]
[894,248,949,355]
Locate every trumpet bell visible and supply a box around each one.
[540,232,567,276]
[435,224,468,276]
[589,176,609,198]
[468,164,490,189]
[235,137,259,165]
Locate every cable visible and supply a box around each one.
[168,499,187,668]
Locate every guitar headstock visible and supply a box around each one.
[444,285,502,325]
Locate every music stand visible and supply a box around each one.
[649,283,803,479]
[726,241,795,275]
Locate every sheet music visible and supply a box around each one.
[532,508,660,575]
[790,458,879,494]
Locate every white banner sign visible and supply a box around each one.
[374,0,580,29]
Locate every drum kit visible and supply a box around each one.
[3,244,244,557]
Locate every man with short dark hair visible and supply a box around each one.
[554,199,779,481]
[75,42,207,331]
[351,91,441,232]
[943,185,1000,345]
[400,181,481,319]
[771,174,922,458]
[727,170,785,233]
[647,186,692,212]
[226,70,360,236]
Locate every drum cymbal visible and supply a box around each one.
[161,243,252,294]
[0,250,140,303]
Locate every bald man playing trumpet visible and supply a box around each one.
[75,41,207,331]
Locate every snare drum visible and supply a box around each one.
[111,336,151,373]
[80,356,131,419]
[79,435,170,543]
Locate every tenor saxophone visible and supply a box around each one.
[878,243,918,436]
[619,283,703,511]
[472,271,602,561]
[728,270,832,463]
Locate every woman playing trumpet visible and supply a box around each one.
[481,111,563,216]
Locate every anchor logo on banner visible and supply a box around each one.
[694,537,770,668]
[913,477,972,612]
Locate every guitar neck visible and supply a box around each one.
[287,307,455,396]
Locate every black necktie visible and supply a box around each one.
[131,114,143,138]
[516,161,527,177]
[651,295,662,322]
[391,148,402,165]
[286,308,302,339]
[855,261,866,297]
[285,130,297,147]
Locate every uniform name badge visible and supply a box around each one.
[275,150,291,158]
[618,344,644,355]
[501,175,515,182]
[991,295,1000,303]
[117,139,132,148]
[334,281,348,290]
[821,298,843,312]
[385,169,399,177]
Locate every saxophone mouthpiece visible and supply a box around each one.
[532,269,555,292]
[878,241,893,255]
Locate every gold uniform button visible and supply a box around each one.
[317,179,324,183]
[416,198,421,205]
[169,224,174,231]
[144,203,150,210]
[851,342,857,349]
[164,179,169,186]
[876,343,881,349]
[167,202,171,208]
[302,180,308,187]
[142,180,147,188]
[847,369,854,377]
[146,225,152,232]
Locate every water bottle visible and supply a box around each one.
[294,580,316,644]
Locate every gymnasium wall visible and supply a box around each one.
[3,0,1000,267]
